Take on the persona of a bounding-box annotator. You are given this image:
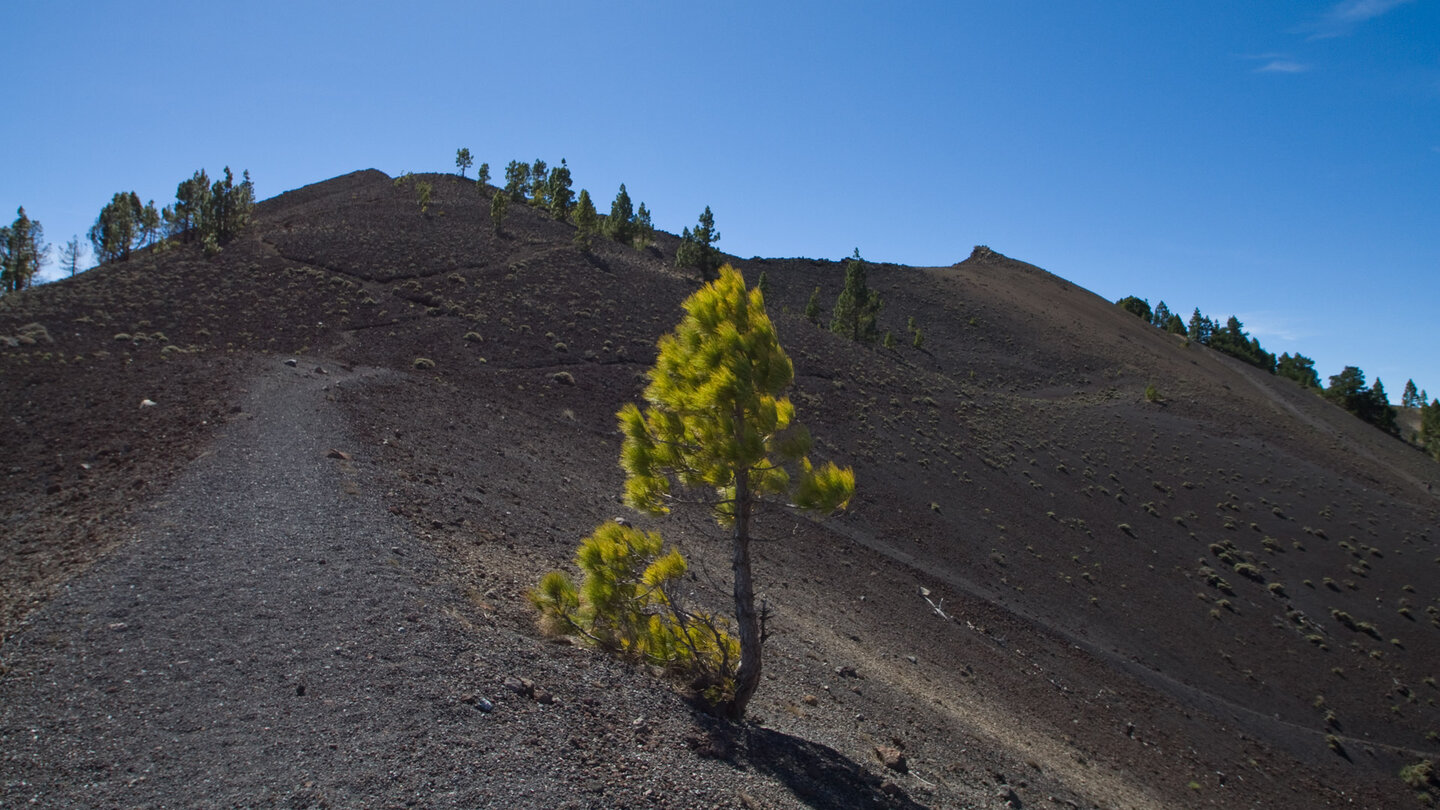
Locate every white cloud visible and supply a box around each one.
[1256,60,1312,74]
[1237,312,1309,345]
[1306,0,1416,38]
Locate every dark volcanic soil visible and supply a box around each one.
[2,170,1437,808]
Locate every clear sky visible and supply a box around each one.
[3,1,1437,401]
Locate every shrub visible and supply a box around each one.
[1400,760,1435,790]
[412,357,435,370]
[530,522,739,702]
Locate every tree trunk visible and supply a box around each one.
[726,470,761,720]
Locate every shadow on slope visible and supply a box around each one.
[690,718,928,809]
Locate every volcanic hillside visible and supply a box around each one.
[2,170,1437,809]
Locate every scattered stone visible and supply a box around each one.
[313,366,327,375]
[139,399,157,409]
[836,665,859,678]
[504,677,536,697]
[326,449,351,460]
[801,694,819,706]
[998,787,1022,807]
[875,744,908,773]
[881,780,904,796]
[284,358,298,367]
[532,687,554,705]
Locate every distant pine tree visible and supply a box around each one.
[490,190,508,236]
[830,249,882,343]
[1402,379,1420,409]
[572,189,598,251]
[455,147,473,178]
[804,287,821,325]
[675,206,720,278]
[633,202,654,250]
[547,159,574,220]
[1277,353,1320,389]
[605,184,634,244]
[1151,300,1172,329]
[477,162,490,188]
[1116,296,1151,322]
[1,207,48,292]
[504,161,530,201]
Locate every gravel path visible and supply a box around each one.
[0,361,496,807]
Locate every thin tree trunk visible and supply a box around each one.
[727,469,761,720]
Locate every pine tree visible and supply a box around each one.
[1422,398,1440,460]
[605,184,634,244]
[633,202,654,250]
[1151,301,1172,329]
[572,189,598,250]
[675,206,720,278]
[529,159,549,207]
[1,207,48,292]
[490,189,508,236]
[58,236,85,277]
[1402,379,1420,409]
[455,147,473,178]
[415,180,433,214]
[167,170,211,242]
[1116,296,1151,322]
[1277,353,1321,389]
[1187,309,1214,345]
[804,287,821,324]
[547,159,574,220]
[830,249,882,343]
[89,193,141,263]
[504,160,530,201]
[618,265,854,718]
[477,162,490,188]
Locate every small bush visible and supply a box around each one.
[1144,384,1161,403]
[412,357,435,370]
[530,523,739,705]
[1401,760,1436,790]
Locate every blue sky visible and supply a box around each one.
[3,1,1437,401]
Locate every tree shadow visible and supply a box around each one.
[686,717,931,809]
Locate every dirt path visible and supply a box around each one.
[0,360,514,807]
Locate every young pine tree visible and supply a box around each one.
[1402,379,1420,409]
[477,162,490,188]
[605,183,634,244]
[490,189,508,236]
[633,202,655,250]
[675,206,720,278]
[572,189,599,251]
[529,159,549,207]
[830,249,882,343]
[618,265,854,718]
[547,159,574,220]
[455,147,473,178]
[804,287,821,325]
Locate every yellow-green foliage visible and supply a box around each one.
[617,265,854,522]
[529,523,739,697]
